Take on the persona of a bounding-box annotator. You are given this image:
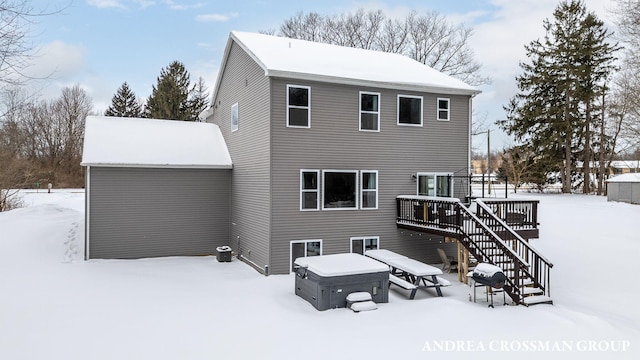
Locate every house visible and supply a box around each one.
[609,160,640,175]
[81,116,232,259]
[205,31,480,275]
[607,173,640,205]
[80,32,553,305]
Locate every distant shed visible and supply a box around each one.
[81,116,233,260]
[606,173,640,205]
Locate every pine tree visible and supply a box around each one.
[188,76,210,121]
[104,82,142,117]
[499,0,618,193]
[144,61,208,121]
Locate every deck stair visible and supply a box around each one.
[396,196,553,306]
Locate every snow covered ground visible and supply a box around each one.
[1,189,638,359]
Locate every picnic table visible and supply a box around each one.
[365,249,446,298]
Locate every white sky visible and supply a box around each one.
[23,0,619,150]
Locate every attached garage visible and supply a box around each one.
[607,173,640,205]
[81,116,233,259]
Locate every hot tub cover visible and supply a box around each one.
[294,253,389,277]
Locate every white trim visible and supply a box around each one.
[84,166,91,260]
[231,102,239,132]
[79,163,233,169]
[322,170,359,210]
[360,170,378,210]
[300,169,320,211]
[416,172,454,197]
[437,97,450,121]
[286,84,311,128]
[266,69,481,96]
[290,239,323,274]
[397,94,423,126]
[468,97,472,180]
[350,236,380,254]
[359,91,381,132]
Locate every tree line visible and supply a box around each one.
[3,1,640,212]
[0,57,209,211]
[498,0,640,195]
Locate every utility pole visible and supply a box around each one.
[472,129,492,197]
[487,129,491,195]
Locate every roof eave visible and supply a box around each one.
[82,163,233,170]
[266,70,481,96]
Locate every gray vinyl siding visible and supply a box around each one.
[607,181,640,204]
[87,167,230,259]
[269,78,471,273]
[208,41,271,272]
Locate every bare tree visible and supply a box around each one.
[499,145,537,193]
[611,0,640,156]
[278,8,490,86]
[0,1,60,87]
[0,87,32,211]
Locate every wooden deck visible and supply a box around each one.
[395,195,553,306]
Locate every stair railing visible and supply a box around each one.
[475,199,553,298]
[396,196,530,299]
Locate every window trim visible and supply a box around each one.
[437,97,450,121]
[416,172,453,197]
[397,94,423,127]
[350,236,380,255]
[300,169,320,211]
[290,239,323,273]
[359,91,381,132]
[360,170,378,210]
[322,169,359,211]
[231,102,239,132]
[286,84,311,128]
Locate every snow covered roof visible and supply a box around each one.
[610,160,640,170]
[212,31,480,102]
[294,253,389,277]
[606,173,640,183]
[81,116,232,169]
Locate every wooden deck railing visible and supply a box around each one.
[396,195,552,301]
[476,199,553,298]
[477,199,539,231]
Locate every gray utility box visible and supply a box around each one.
[294,253,389,311]
[216,246,232,262]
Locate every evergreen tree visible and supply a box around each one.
[144,61,208,121]
[499,0,618,193]
[104,82,142,117]
[188,76,210,121]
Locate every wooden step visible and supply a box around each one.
[519,278,534,286]
[522,295,553,306]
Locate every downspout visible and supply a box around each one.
[468,95,475,200]
[84,166,90,260]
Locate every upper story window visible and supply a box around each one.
[300,170,320,211]
[323,170,357,210]
[437,98,450,121]
[397,95,423,126]
[360,92,380,131]
[231,103,239,132]
[287,85,310,128]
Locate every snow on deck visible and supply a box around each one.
[294,253,389,277]
[81,116,233,169]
